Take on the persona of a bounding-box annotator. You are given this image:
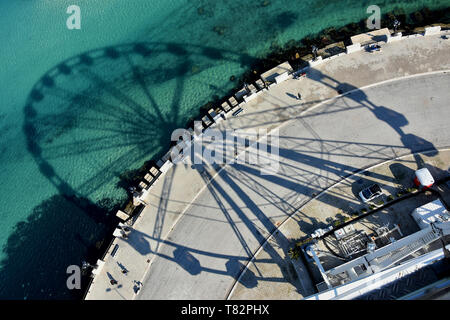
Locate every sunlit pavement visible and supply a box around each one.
[85,32,450,300]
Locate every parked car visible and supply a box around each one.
[359,184,383,202]
[367,44,381,53]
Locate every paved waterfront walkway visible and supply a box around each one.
[228,149,450,299]
[85,32,450,300]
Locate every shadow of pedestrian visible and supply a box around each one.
[286,92,298,100]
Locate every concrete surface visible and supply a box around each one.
[228,150,450,299]
[141,72,450,300]
[85,32,450,300]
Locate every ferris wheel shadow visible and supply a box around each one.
[0,40,261,299]
[22,41,259,199]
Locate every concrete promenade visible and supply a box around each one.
[85,31,450,300]
[228,149,450,299]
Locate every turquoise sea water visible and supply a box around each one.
[0,0,448,299]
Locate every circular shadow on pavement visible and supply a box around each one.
[173,247,201,275]
[225,258,257,289]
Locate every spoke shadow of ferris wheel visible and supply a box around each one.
[10,41,256,299]
[23,41,255,200]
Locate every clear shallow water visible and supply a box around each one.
[0,0,447,299]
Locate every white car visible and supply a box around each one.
[359,184,382,202]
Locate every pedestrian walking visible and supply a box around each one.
[297,93,302,100]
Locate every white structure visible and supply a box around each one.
[243,92,258,102]
[235,87,248,100]
[158,159,173,173]
[346,43,362,54]
[91,260,106,276]
[274,71,290,84]
[208,109,223,123]
[411,199,450,229]
[414,168,435,188]
[260,61,293,84]
[334,225,356,240]
[193,121,204,135]
[308,56,323,67]
[304,217,450,300]
[305,243,450,300]
[350,28,390,45]
[115,209,130,221]
[424,26,441,36]
[387,32,403,43]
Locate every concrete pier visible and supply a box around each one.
[85,29,450,300]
